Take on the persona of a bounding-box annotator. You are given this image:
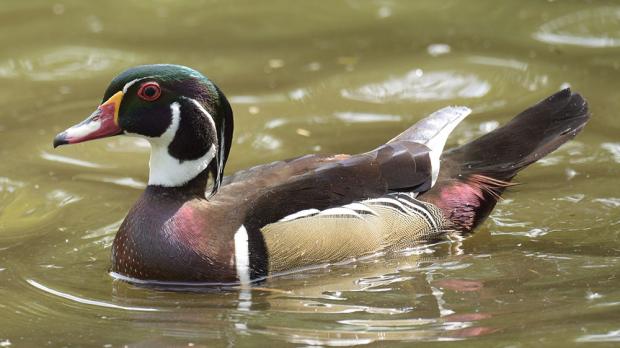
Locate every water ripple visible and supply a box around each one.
[576,329,620,342]
[0,46,139,81]
[0,185,80,240]
[334,112,402,123]
[40,152,106,168]
[534,7,620,47]
[601,142,620,163]
[339,54,553,108]
[26,279,158,312]
[341,70,491,103]
[74,174,146,190]
[0,177,25,194]
[468,56,528,71]
[592,198,620,208]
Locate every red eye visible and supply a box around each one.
[137,82,161,101]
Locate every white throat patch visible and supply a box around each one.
[147,102,216,187]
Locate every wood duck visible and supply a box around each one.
[53,64,589,285]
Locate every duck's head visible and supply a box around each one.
[54,64,233,194]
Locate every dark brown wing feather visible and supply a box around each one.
[213,141,432,279]
[219,141,433,229]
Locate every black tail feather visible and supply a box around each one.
[420,89,590,232]
[443,88,589,181]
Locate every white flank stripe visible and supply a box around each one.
[403,191,419,199]
[234,225,251,285]
[279,208,320,222]
[393,195,439,231]
[342,202,377,215]
[318,207,362,218]
[147,102,216,187]
[365,195,439,231]
[364,197,410,213]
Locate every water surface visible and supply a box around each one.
[1,0,619,346]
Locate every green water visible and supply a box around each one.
[1,0,619,346]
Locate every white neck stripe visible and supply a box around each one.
[234,225,251,285]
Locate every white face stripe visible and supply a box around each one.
[122,76,156,93]
[181,97,226,188]
[147,102,216,187]
[183,96,226,189]
[182,97,217,133]
[234,225,251,285]
[160,101,181,141]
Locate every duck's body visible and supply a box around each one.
[54,65,589,285]
[114,146,446,283]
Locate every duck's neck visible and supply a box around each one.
[147,140,216,192]
[145,166,211,198]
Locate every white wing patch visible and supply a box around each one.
[424,107,471,186]
[388,106,471,187]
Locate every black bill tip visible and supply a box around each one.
[53,132,68,148]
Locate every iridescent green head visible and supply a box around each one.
[54,64,234,193]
